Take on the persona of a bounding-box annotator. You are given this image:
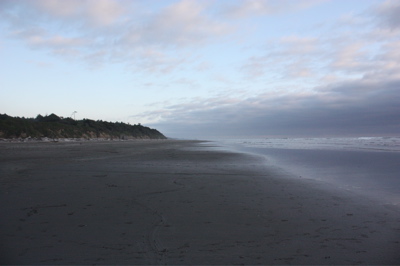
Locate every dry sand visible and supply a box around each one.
[1,140,399,265]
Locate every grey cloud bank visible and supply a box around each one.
[149,79,400,138]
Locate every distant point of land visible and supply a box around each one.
[0,113,167,141]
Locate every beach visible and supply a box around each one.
[1,140,400,265]
[220,139,400,206]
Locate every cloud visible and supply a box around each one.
[279,36,318,54]
[9,27,90,58]
[240,1,400,83]
[222,0,325,18]
[124,47,192,74]
[0,0,230,73]
[27,0,128,27]
[34,0,86,18]
[147,78,400,138]
[240,36,321,79]
[27,34,88,49]
[372,0,400,30]
[121,0,230,48]
[329,43,371,74]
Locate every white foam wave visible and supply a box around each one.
[221,136,400,152]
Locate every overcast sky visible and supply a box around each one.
[1,0,399,138]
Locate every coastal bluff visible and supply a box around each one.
[0,113,166,140]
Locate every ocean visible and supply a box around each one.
[211,137,400,206]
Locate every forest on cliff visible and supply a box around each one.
[0,113,166,140]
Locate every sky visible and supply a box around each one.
[1,0,399,138]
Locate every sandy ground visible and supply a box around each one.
[1,140,399,265]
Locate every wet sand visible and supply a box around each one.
[227,144,400,205]
[1,140,399,264]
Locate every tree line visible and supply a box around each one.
[0,113,166,140]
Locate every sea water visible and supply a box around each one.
[213,137,400,206]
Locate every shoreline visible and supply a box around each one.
[1,140,399,264]
[212,140,400,206]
